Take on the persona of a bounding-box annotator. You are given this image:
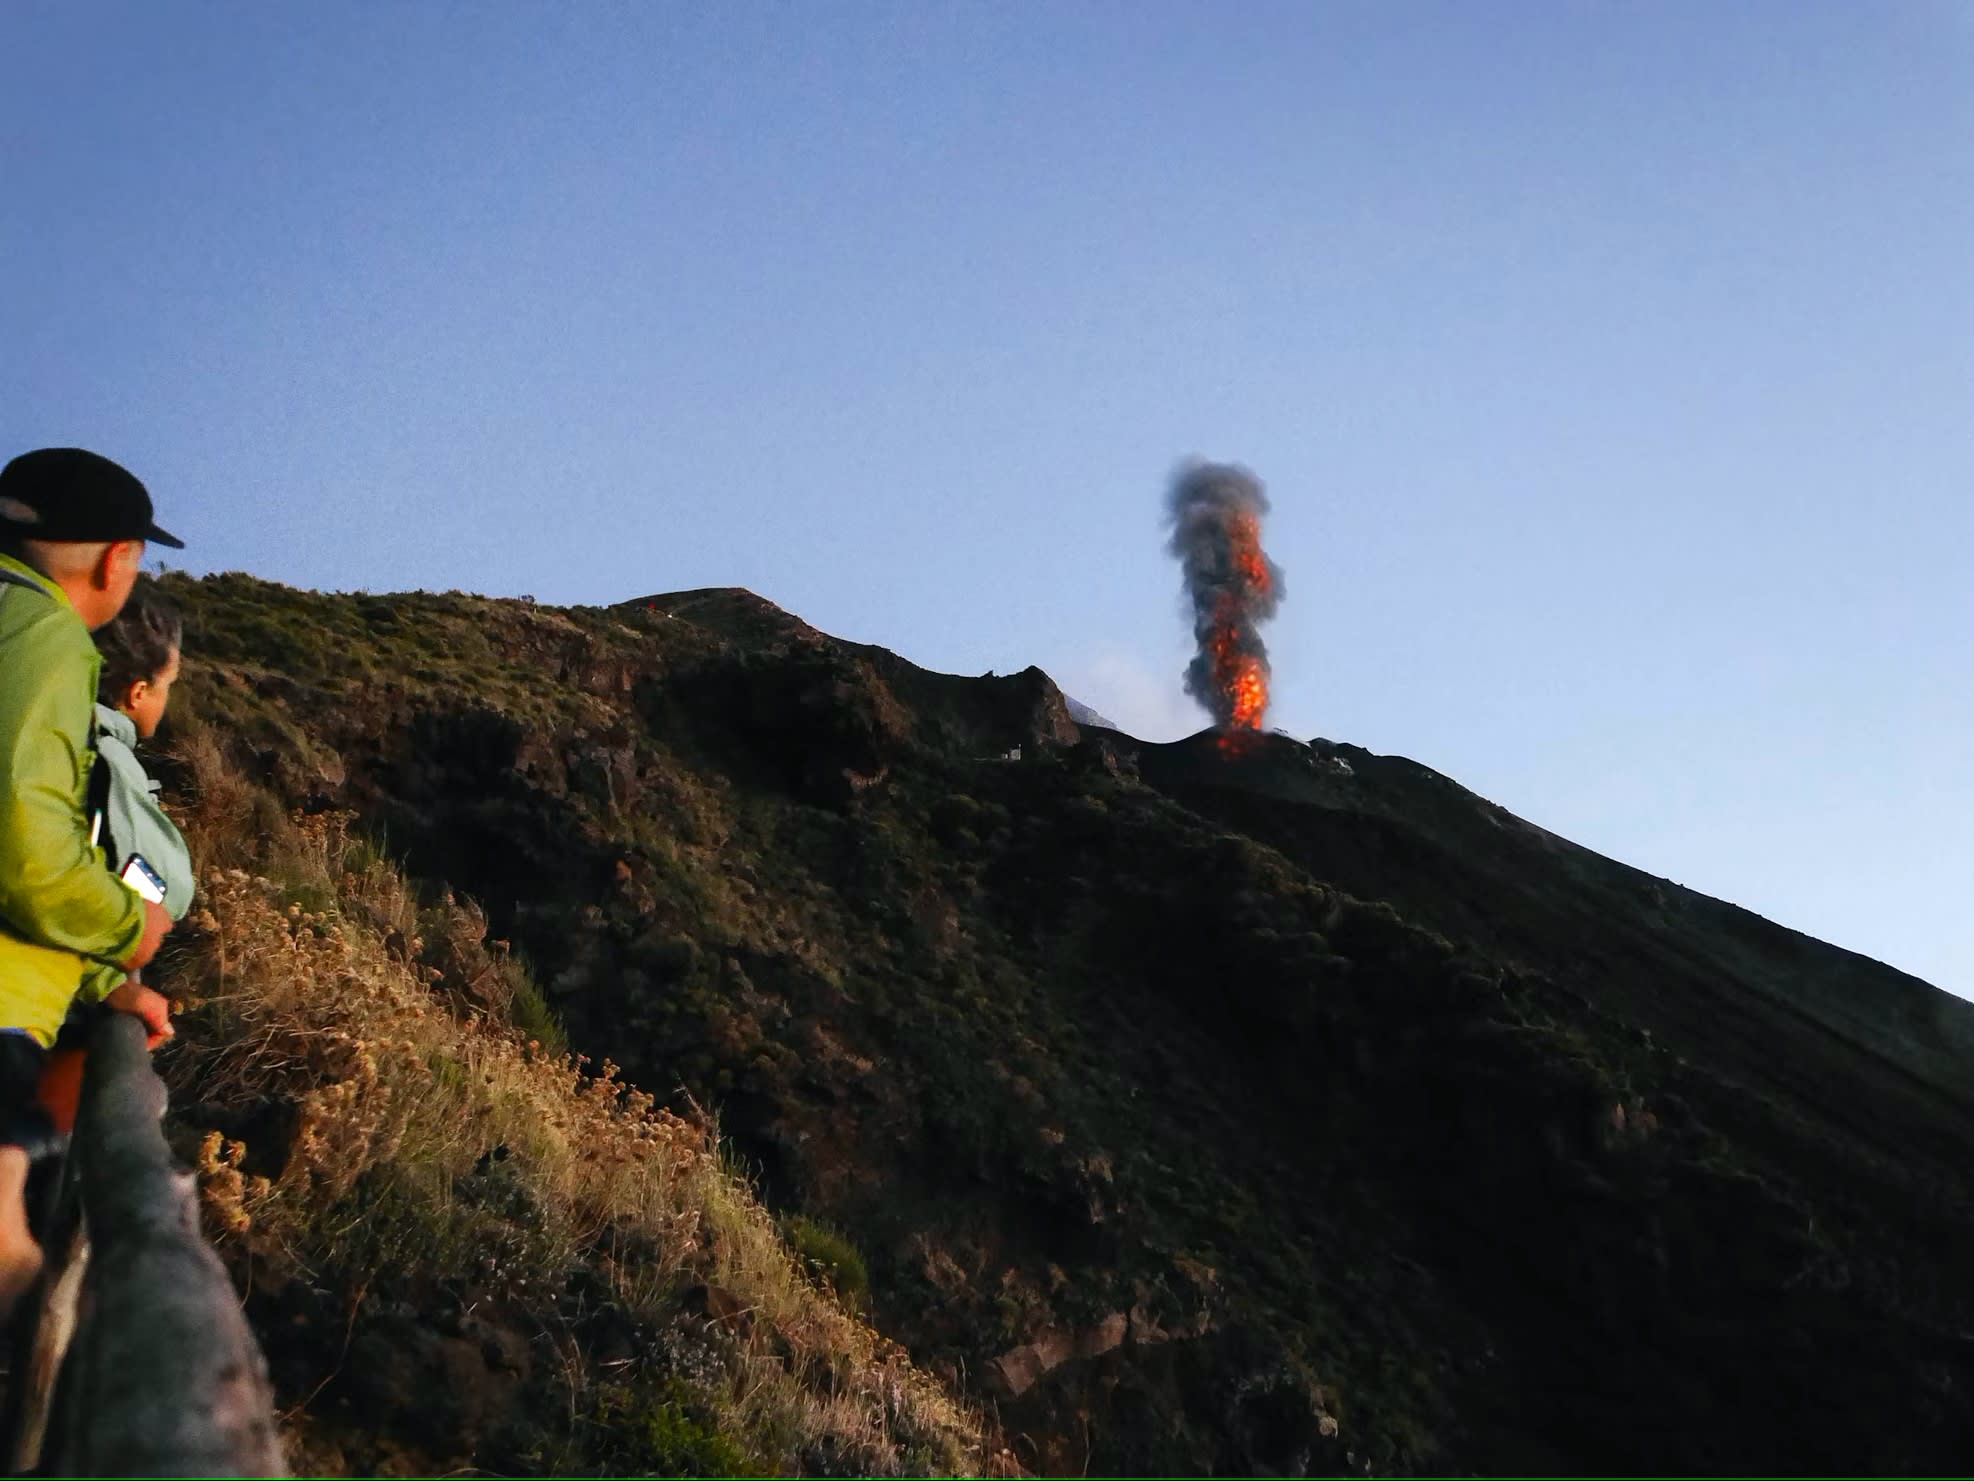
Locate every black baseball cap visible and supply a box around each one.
[0,447,184,549]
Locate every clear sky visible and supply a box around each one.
[5,2,1971,996]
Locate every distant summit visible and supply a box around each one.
[618,585,825,647]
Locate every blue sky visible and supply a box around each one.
[5,2,1971,995]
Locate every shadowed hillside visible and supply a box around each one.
[151,573,1974,1473]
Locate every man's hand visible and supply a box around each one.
[120,899,172,973]
[104,979,173,1049]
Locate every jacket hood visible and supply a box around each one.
[94,703,138,748]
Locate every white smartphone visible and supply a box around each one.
[121,854,167,906]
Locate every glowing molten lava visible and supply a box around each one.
[1228,652,1267,729]
[1204,612,1269,730]
[1211,511,1273,730]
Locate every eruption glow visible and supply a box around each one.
[1165,462,1284,736]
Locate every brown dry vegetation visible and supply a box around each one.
[159,731,1004,1476]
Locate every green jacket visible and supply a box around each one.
[0,553,145,1043]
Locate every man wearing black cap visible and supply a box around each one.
[0,447,184,1313]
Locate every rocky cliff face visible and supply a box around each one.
[164,573,1974,1473]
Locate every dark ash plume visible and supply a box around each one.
[1165,460,1284,731]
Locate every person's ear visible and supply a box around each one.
[124,677,150,713]
[92,540,142,590]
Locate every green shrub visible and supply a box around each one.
[507,965,569,1055]
[424,1048,467,1093]
[589,1379,767,1477]
[783,1215,870,1312]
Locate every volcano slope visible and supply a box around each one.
[157,573,1974,1474]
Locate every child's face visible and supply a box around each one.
[122,644,180,740]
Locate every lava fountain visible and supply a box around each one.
[1165,461,1284,739]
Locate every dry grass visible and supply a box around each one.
[161,737,1006,1475]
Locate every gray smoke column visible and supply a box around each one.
[1165,461,1284,731]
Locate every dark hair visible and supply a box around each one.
[96,581,183,706]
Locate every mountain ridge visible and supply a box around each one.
[150,571,1974,1473]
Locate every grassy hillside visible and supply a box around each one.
[145,572,1974,1473]
[153,641,1001,1474]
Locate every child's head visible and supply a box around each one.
[96,583,183,740]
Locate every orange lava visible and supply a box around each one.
[1205,511,1272,733]
[1229,511,1271,594]
[1204,609,1268,731]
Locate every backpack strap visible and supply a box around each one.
[87,743,116,865]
